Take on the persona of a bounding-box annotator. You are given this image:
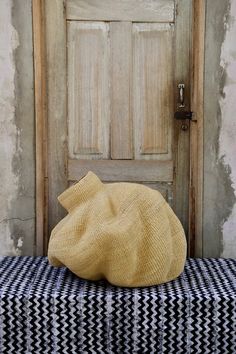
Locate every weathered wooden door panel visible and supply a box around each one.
[68,22,110,160]
[68,21,174,162]
[45,0,192,251]
[133,23,174,160]
[68,159,173,182]
[68,179,173,207]
[66,0,175,22]
[110,21,133,159]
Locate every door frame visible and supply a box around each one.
[33,0,205,257]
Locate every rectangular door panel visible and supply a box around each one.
[67,0,175,22]
[110,22,133,159]
[68,21,174,162]
[69,179,173,207]
[68,159,173,182]
[68,22,110,159]
[133,23,174,160]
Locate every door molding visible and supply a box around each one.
[189,0,205,257]
[173,0,192,254]
[33,0,47,255]
[33,0,205,256]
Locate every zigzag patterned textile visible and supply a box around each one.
[0,257,236,353]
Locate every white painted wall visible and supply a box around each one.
[220,0,236,257]
[0,0,20,255]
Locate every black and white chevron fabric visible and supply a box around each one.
[0,257,236,353]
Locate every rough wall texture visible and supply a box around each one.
[219,0,236,257]
[0,0,35,255]
[203,0,236,257]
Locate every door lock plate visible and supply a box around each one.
[174,111,193,120]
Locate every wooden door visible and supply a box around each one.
[43,0,193,253]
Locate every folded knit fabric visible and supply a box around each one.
[48,171,187,287]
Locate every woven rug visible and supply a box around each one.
[0,257,236,353]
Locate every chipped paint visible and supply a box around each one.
[10,0,35,255]
[203,0,233,257]
[0,0,20,255]
[0,0,35,255]
[219,0,236,257]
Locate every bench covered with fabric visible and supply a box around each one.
[0,256,235,353]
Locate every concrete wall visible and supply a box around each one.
[219,0,236,257]
[0,0,236,257]
[203,0,236,257]
[0,0,35,255]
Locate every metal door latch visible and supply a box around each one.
[178,83,185,108]
[175,83,196,121]
[174,111,193,120]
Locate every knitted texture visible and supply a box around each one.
[48,171,187,287]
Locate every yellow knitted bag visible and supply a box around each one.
[48,171,187,287]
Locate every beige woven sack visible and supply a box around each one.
[48,171,187,287]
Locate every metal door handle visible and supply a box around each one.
[178,83,185,108]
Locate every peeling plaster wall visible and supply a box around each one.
[203,0,236,257]
[0,0,35,255]
[219,0,236,257]
[0,0,20,254]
